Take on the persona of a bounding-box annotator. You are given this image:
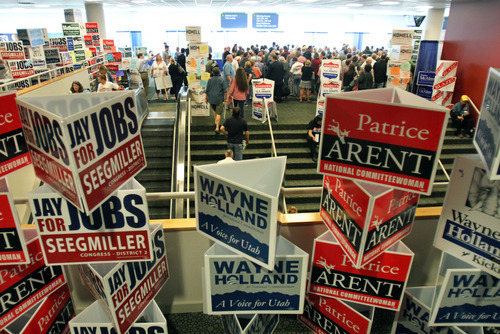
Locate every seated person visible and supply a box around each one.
[70,81,90,93]
[306,115,323,162]
[451,95,474,137]
[97,74,120,92]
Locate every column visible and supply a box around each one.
[423,8,445,40]
[85,2,107,39]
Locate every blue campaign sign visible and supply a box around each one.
[66,37,75,51]
[28,29,45,47]
[417,71,435,86]
[416,85,433,100]
[252,13,279,29]
[221,13,248,29]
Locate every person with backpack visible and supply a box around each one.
[168,57,184,99]
[206,54,220,77]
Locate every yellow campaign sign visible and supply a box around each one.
[201,72,210,81]
[187,73,197,83]
[199,44,209,54]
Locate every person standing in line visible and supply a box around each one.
[206,67,227,134]
[227,68,249,118]
[136,53,154,98]
[290,57,303,97]
[266,54,284,103]
[358,64,373,90]
[223,54,235,88]
[151,54,169,100]
[162,45,170,63]
[168,57,184,99]
[373,53,388,88]
[300,60,313,103]
[220,107,249,161]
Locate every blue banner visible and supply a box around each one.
[252,13,278,29]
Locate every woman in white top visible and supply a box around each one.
[151,54,169,100]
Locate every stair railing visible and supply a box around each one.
[262,97,278,157]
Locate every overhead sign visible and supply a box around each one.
[318,88,448,195]
[195,157,286,270]
[309,231,414,311]
[78,224,169,334]
[474,67,500,180]
[434,154,500,278]
[252,13,278,29]
[29,179,153,265]
[203,237,308,314]
[17,91,147,213]
[221,13,248,29]
[0,92,31,177]
[0,230,66,329]
[0,178,29,264]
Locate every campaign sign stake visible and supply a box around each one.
[77,224,169,334]
[320,175,419,268]
[69,300,167,334]
[0,178,29,265]
[309,231,414,311]
[429,253,500,327]
[0,229,67,331]
[1,283,75,334]
[221,313,279,334]
[195,157,286,270]
[396,286,483,334]
[298,285,373,334]
[474,67,500,180]
[203,236,308,314]
[434,154,500,279]
[28,179,153,265]
[317,88,448,195]
[16,91,147,214]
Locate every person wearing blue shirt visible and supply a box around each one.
[206,67,227,134]
[223,54,235,88]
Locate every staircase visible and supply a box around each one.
[188,119,477,214]
[136,117,175,219]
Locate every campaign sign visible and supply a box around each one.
[429,253,500,327]
[474,67,500,180]
[7,60,34,79]
[320,175,418,268]
[221,314,279,334]
[0,178,29,265]
[0,229,66,330]
[78,224,169,334]
[434,76,457,92]
[107,52,122,65]
[434,155,500,278]
[390,29,414,46]
[73,49,86,62]
[319,82,341,99]
[64,8,83,23]
[436,61,459,78]
[417,71,436,86]
[253,79,275,102]
[69,300,167,334]
[298,287,373,334]
[24,45,46,68]
[195,157,286,270]
[1,284,75,334]
[44,48,61,64]
[317,88,449,195]
[309,231,414,311]
[28,179,153,265]
[432,90,454,106]
[251,100,275,122]
[49,37,69,53]
[134,47,147,57]
[0,42,24,60]
[396,286,483,334]
[203,236,308,314]
[320,59,342,82]
[186,26,201,42]
[102,40,115,52]
[62,22,85,37]
[417,86,433,100]
[391,45,413,62]
[188,42,209,58]
[0,92,31,177]
[316,98,325,117]
[16,91,147,213]
[85,23,99,35]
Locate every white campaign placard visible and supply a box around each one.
[195,157,286,270]
[154,75,173,90]
[186,26,201,42]
[320,59,342,82]
[253,78,274,102]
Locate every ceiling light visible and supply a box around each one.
[416,5,433,10]
[195,0,212,5]
[34,4,50,7]
[242,0,259,4]
[131,0,149,3]
[380,1,400,4]
[346,3,363,7]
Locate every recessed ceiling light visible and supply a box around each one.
[416,5,433,9]
[242,0,259,4]
[34,4,50,7]
[380,1,400,4]
[346,3,363,7]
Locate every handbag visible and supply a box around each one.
[177,64,185,74]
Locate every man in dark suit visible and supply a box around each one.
[266,54,284,103]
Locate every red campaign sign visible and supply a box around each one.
[435,63,443,75]
[102,39,114,46]
[0,42,25,60]
[442,62,458,77]
[14,284,74,334]
[84,35,93,46]
[0,92,32,177]
[85,23,99,35]
[431,90,443,102]
[8,60,34,79]
[309,233,413,311]
[299,290,371,334]
[0,233,66,330]
[433,77,456,90]
[318,93,447,195]
[108,52,122,65]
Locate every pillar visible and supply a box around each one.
[85,2,107,39]
[423,8,445,40]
